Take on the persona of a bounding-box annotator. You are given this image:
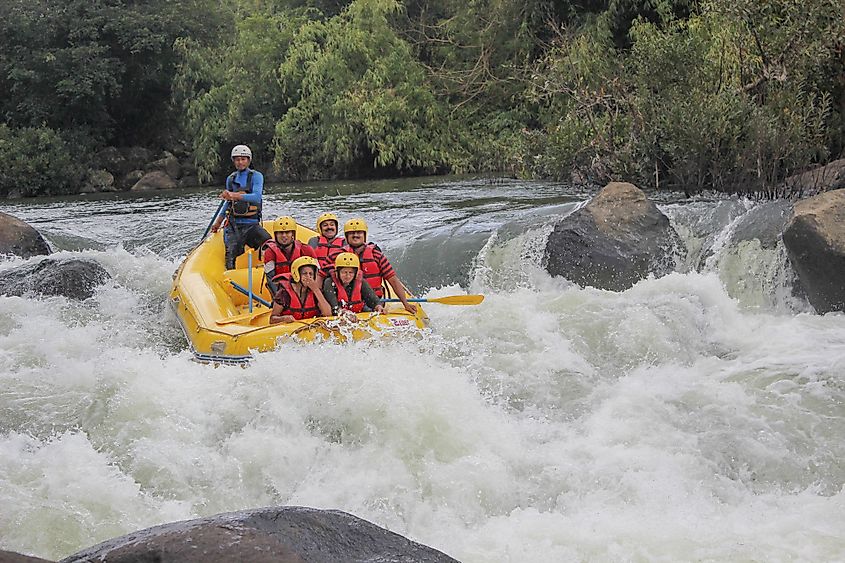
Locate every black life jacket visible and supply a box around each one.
[227,169,261,219]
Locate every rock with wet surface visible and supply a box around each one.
[782,188,845,313]
[0,551,54,563]
[545,182,684,291]
[0,212,51,258]
[60,506,458,563]
[0,258,109,300]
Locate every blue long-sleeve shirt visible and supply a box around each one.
[216,168,264,225]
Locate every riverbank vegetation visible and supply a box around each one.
[1,0,843,197]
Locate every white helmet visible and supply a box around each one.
[231,144,252,159]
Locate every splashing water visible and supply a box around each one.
[1,179,843,561]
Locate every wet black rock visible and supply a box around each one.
[60,506,458,563]
[545,182,684,291]
[0,258,110,300]
[0,212,51,258]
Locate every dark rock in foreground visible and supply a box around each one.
[61,506,458,563]
[545,182,683,291]
[782,189,845,313]
[0,212,51,258]
[0,550,55,563]
[0,258,110,300]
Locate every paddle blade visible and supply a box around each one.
[428,294,484,305]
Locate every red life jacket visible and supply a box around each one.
[262,240,311,277]
[349,243,385,298]
[274,274,320,320]
[330,270,365,313]
[314,236,345,269]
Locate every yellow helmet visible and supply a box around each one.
[344,218,368,239]
[290,256,320,283]
[273,216,297,234]
[334,252,360,270]
[316,212,339,232]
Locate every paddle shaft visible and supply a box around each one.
[201,200,226,242]
[230,281,272,308]
[381,294,484,305]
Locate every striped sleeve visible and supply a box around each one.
[373,247,395,279]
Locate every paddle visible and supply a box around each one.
[230,281,272,307]
[215,281,272,325]
[381,295,484,306]
[201,200,226,242]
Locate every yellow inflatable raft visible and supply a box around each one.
[169,220,429,364]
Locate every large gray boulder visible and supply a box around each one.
[782,189,845,313]
[0,258,110,300]
[0,551,54,563]
[145,152,182,179]
[79,169,116,194]
[61,506,457,563]
[545,182,683,291]
[130,170,177,191]
[0,212,51,258]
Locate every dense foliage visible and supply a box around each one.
[0,0,225,196]
[2,0,843,195]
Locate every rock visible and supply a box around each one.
[146,152,182,179]
[120,169,145,190]
[783,158,845,197]
[179,175,200,188]
[180,161,198,179]
[545,182,683,291]
[0,212,51,258]
[730,200,793,249]
[0,550,55,563]
[0,258,110,300]
[80,169,116,193]
[130,170,177,191]
[782,189,845,313]
[60,506,458,563]
[171,140,191,158]
[92,147,129,176]
[120,146,154,171]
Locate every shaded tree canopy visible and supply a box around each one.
[1,0,843,196]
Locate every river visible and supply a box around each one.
[1,177,843,561]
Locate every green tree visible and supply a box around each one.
[0,125,88,198]
[0,0,227,147]
[174,3,308,181]
[274,0,462,179]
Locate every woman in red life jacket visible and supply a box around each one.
[269,256,332,324]
[308,212,345,273]
[262,216,316,295]
[322,252,384,320]
[341,218,417,314]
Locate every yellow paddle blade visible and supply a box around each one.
[216,308,271,325]
[427,294,484,305]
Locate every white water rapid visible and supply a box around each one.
[1,178,843,562]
